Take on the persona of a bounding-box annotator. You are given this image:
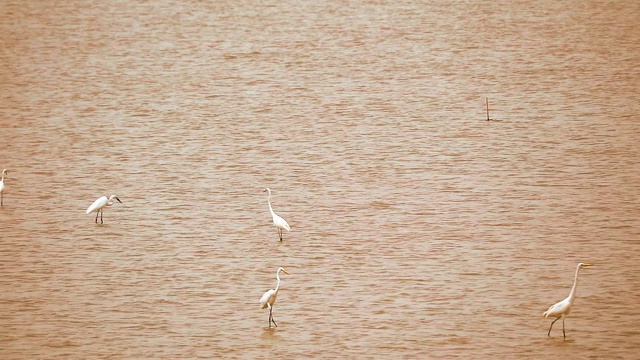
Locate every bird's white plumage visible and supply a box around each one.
[0,169,8,206]
[260,289,277,309]
[272,213,290,232]
[86,196,108,214]
[86,194,122,214]
[0,169,6,190]
[544,298,571,319]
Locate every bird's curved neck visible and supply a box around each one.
[267,192,275,215]
[568,265,582,300]
[274,271,282,293]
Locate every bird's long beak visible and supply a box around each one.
[583,263,593,267]
[282,269,290,275]
[116,197,122,204]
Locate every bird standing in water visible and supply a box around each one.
[264,187,290,241]
[544,262,593,338]
[260,267,289,328]
[86,194,122,224]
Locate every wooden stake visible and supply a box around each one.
[485,97,491,121]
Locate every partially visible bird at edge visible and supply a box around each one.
[0,169,8,206]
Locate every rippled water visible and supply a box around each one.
[1,0,639,358]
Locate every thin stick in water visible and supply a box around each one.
[485,97,491,121]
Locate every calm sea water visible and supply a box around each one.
[1,0,639,358]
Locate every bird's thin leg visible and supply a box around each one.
[100,209,104,224]
[548,317,560,336]
[1,193,3,206]
[95,211,99,223]
[268,306,278,327]
[279,228,283,241]
[562,317,566,339]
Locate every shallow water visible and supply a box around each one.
[1,0,639,358]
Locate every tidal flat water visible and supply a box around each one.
[1,0,639,358]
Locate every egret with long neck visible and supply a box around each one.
[544,262,593,338]
[260,267,290,328]
[264,187,290,241]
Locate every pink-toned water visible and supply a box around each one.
[1,0,639,358]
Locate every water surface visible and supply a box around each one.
[1,0,639,358]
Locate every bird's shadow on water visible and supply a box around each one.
[261,327,283,340]
[544,336,576,346]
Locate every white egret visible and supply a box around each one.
[543,262,593,338]
[0,169,7,206]
[86,194,122,224]
[264,187,290,241]
[260,267,289,328]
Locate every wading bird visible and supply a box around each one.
[260,267,289,328]
[264,187,290,241]
[86,194,122,224]
[543,262,593,338]
[0,169,7,206]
